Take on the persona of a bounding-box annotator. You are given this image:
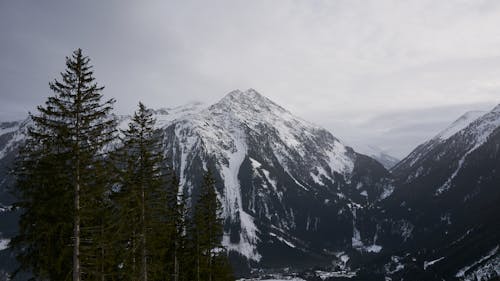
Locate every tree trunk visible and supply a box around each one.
[142,184,147,281]
[73,178,80,281]
[73,93,81,281]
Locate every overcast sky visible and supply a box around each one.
[1,0,499,158]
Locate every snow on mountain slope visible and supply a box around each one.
[0,119,30,207]
[0,120,28,160]
[393,105,499,175]
[390,103,500,208]
[167,89,356,197]
[379,104,500,281]
[160,89,365,261]
[435,110,485,140]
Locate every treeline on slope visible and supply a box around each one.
[9,49,233,281]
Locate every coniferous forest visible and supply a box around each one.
[10,49,233,281]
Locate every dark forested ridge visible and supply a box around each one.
[0,50,498,281]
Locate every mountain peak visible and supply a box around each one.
[212,89,287,114]
[225,88,260,98]
[223,88,269,103]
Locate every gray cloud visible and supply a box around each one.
[1,0,499,158]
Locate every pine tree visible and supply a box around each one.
[164,172,184,281]
[192,169,233,281]
[112,102,170,281]
[11,49,117,281]
[80,157,120,281]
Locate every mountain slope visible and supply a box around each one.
[374,104,500,280]
[160,89,393,269]
[392,109,486,178]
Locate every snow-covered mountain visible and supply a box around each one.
[375,104,500,280]
[0,120,29,204]
[1,90,498,280]
[159,89,393,269]
[392,109,487,176]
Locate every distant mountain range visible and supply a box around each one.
[0,89,498,280]
[350,143,400,169]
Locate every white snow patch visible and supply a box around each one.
[340,253,350,264]
[0,205,11,213]
[350,206,364,249]
[355,182,363,190]
[424,257,444,270]
[364,244,383,253]
[310,172,324,186]
[436,156,466,195]
[217,125,247,217]
[0,239,10,251]
[379,184,395,200]
[250,157,262,169]
[315,270,357,279]
[326,141,354,175]
[317,166,333,184]
[349,203,382,253]
[221,139,262,260]
[224,211,261,261]
[288,173,309,191]
[262,169,278,194]
[269,232,296,248]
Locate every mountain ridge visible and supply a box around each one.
[0,90,499,280]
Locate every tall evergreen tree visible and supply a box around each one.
[11,49,116,281]
[192,169,233,281]
[164,172,186,281]
[112,102,170,281]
